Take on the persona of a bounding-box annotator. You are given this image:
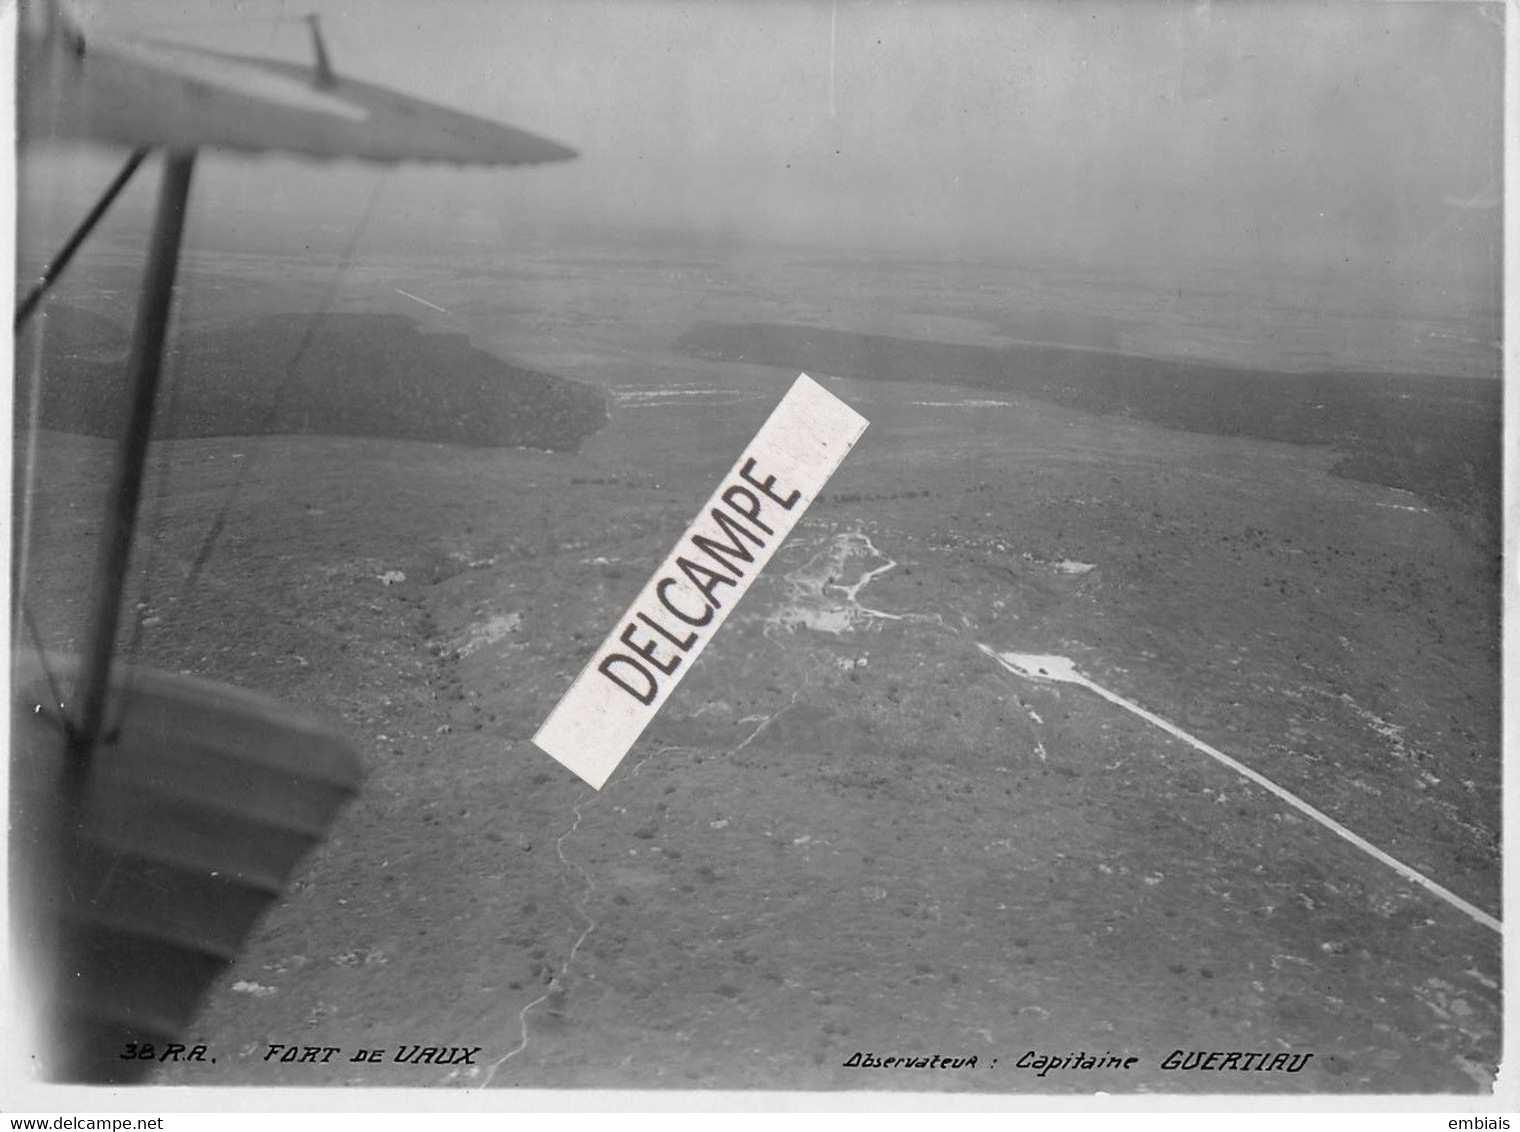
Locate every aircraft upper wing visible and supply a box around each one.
[19,13,578,167]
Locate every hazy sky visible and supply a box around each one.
[31,1,1506,302]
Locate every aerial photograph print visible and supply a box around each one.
[7,0,1508,1106]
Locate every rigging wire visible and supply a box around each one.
[106,245,198,737]
[15,147,151,331]
[181,174,388,599]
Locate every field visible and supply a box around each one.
[13,237,1502,1093]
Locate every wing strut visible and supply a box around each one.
[66,149,198,788]
[304,14,337,90]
